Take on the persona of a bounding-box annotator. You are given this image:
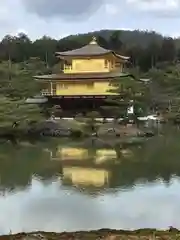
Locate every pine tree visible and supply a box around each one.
[0,97,43,128]
[0,60,45,129]
[103,75,150,122]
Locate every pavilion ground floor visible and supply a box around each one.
[44,95,123,117]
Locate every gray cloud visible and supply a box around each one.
[21,0,180,21]
[22,0,105,20]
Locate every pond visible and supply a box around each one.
[1,127,180,235]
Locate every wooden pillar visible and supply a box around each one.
[50,81,53,95]
[93,97,95,111]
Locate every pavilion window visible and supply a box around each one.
[86,83,94,89]
[110,60,115,69]
[59,84,68,89]
[64,60,72,70]
[104,59,108,68]
[64,65,72,70]
[52,83,56,95]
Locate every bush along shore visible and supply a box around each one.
[1,228,180,240]
[0,118,156,144]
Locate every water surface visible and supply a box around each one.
[1,130,180,234]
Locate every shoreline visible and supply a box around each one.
[1,228,180,239]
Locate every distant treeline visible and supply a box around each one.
[0,29,179,71]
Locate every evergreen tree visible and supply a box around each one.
[109,30,123,52]
[160,37,176,62]
[0,60,46,128]
[103,75,150,121]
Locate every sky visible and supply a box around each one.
[1,0,180,40]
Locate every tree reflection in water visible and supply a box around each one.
[0,141,62,192]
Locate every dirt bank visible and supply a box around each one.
[1,228,180,240]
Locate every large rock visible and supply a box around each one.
[97,123,145,137]
[28,120,82,137]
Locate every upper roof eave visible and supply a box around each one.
[55,51,111,57]
[112,52,130,60]
[56,51,130,60]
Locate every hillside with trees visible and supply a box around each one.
[0,29,179,71]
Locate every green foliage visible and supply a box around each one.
[75,111,101,134]
[0,59,48,128]
[147,63,180,110]
[109,30,123,52]
[0,59,47,98]
[104,76,150,118]
[0,97,43,127]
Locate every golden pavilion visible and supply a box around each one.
[34,36,130,115]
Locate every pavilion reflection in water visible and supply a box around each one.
[50,145,126,190]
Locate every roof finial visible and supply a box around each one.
[89,36,97,45]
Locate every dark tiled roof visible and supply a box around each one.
[56,37,129,60]
[34,72,131,81]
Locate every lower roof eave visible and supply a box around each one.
[34,72,131,81]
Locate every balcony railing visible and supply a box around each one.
[41,90,52,96]
[41,88,56,96]
[64,65,72,70]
